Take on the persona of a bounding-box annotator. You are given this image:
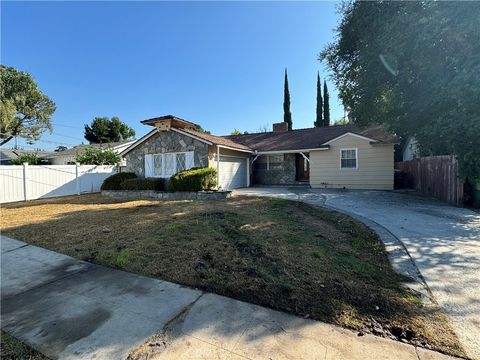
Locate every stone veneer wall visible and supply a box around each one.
[102,190,231,201]
[124,130,210,177]
[252,153,297,185]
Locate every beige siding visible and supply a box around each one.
[208,145,250,168]
[310,134,394,190]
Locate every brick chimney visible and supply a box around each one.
[273,122,289,133]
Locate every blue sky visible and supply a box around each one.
[2,1,342,150]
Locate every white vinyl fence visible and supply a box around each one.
[0,164,117,203]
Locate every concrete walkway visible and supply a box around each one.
[234,187,480,359]
[1,235,458,360]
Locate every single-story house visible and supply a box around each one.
[44,141,135,165]
[121,115,397,190]
[0,149,51,165]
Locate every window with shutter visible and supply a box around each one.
[153,155,163,177]
[144,154,154,177]
[176,153,186,172]
[147,151,195,178]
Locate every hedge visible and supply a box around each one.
[168,167,217,191]
[120,177,165,191]
[101,172,137,190]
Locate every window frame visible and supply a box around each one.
[151,151,194,178]
[340,148,358,170]
[268,154,284,170]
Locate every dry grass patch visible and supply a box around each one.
[0,331,49,360]
[0,194,465,357]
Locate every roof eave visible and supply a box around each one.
[217,144,253,153]
[256,146,330,154]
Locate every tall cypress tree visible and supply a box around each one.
[283,68,292,130]
[314,72,323,127]
[323,80,330,126]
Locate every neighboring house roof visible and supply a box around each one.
[45,141,134,159]
[226,125,397,152]
[0,149,53,164]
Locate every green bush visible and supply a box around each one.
[11,153,42,165]
[75,146,121,165]
[168,167,217,191]
[101,172,137,190]
[120,177,165,191]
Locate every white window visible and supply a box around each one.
[153,154,163,177]
[163,153,176,177]
[269,154,284,170]
[252,155,284,171]
[147,151,194,178]
[340,148,358,169]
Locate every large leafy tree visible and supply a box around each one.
[321,1,480,179]
[314,72,323,127]
[283,69,292,130]
[0,65,56,146]
[84,116,135,143]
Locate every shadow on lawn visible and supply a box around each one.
[1,195,468,358]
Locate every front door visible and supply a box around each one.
[296,153,310,182]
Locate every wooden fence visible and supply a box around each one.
[395,155,463,206]
[0,164,117,203]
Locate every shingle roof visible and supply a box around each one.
[123,116,397,156]
[0,149,53,160]
[45,141,134,158]
[180,128,252,151]
[226,125,397,152]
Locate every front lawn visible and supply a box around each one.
[0,194,464,357]
[1,331,49,360]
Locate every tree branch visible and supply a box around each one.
[0,135,14,146]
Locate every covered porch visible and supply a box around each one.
[251,151,311,186]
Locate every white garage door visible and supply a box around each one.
[218,156,247,190]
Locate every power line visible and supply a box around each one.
[51,122,84,129]
[33,139,77,146]
[1,131,83,144]
[0,133,77,147]
[48,132,84,141]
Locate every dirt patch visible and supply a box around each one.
[0,194,466,357]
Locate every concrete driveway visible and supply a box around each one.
[234,187,480,359]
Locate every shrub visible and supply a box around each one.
[75,146,121,165]
[120,177,165,191]
[168,167,217,191]
[101,172,137,190]
[11,153,42,165]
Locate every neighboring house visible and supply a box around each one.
[0,149,51,165]
[44,141,135,165]
[121,115,397,190]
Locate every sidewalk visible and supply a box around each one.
[1,236,459,360]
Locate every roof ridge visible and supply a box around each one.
[225,124,355,138]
